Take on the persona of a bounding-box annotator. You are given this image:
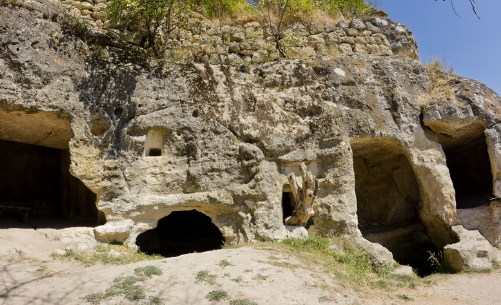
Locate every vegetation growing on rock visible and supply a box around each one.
[106,0,374,57]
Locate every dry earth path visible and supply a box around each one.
[1,225,501,305]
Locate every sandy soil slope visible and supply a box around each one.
[2,225,501,305]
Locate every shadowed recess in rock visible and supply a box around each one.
[352,139,437,276]
[282,192,295,223]
[443,136,493,209]
[136,210,225,257]
[0,139,103,228]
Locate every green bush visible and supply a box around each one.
[195,0,251,19]
[317,0,374,18]
[206,290,229,301]
[108,0,194,55]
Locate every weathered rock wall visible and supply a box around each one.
[1,1,501,268]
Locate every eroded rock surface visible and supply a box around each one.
[444,225,501,272]
[1,1,501,271]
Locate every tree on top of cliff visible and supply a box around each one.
[107,0,373,58]
[108,0,250,56]
[253,0,373,57]
[108,0,194,56]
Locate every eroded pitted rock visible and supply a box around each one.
[366,18,419,60]
[2,1,501,271]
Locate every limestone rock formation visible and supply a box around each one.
[444,225,501,272]
[1,0,501,271]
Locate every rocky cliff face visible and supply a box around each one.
[2,1,501,271]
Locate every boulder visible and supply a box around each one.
[444,225,501,272]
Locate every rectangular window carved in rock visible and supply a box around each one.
[144,130,164,157]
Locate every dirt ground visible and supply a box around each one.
[2,221,501,305]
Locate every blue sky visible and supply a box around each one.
[373,0,501,95]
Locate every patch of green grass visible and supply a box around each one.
[280,235,392,284]
[146,296,164,305]
[83,292,105,305]
[51,244,163,266]
[134,265,163,278]
[230,299,258,305]
[387,274,419,289]
[493,259,501,269]
[195,270,218,285]
[206,290,229,301]
[83,267,163,304]
[463,267,492,274]
[218,259,233,267]
[106,276,145,301]
[246,235,432,292]
[252,273,268,281]
[243,269,252,273]
[396,294,415,302]
[318,295,334,303]
[266,260,299,269]
[282,234,330,252]
[231,276,243,283]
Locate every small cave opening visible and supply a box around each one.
[282,191,295,223]
[443,136,493,209]
[0,139,103,228]
[136,210,225,258]
[352,139,437,276]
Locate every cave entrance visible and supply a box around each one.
[136,210,225,257]
[442,136,493,209]
[0,139,102,228]
[352,139,437,276]
[282,192,295,223]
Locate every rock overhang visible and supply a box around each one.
[1,0,501,269]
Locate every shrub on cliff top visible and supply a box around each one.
[194,0,252,19]
[318,0,374,18]
[107,0,373,58]
[108,0,194,55]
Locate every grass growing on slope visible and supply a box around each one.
[51,243,163,266]
[237,234,424,292]
[83,265,163,304]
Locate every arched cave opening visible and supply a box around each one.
[352,139,437,276]
[136,210,225,258]
[0,139,103,228]
[443,136,493,209]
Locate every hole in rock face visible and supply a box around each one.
[0,139,103,228]
[113,107,123,118]
[144,130,163,157]
[282,192,295,223]
[136,210,225,258]
[148,148,162,157]
[90,118,108,136]
[443,136,493,209]
[352,139,437,276]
